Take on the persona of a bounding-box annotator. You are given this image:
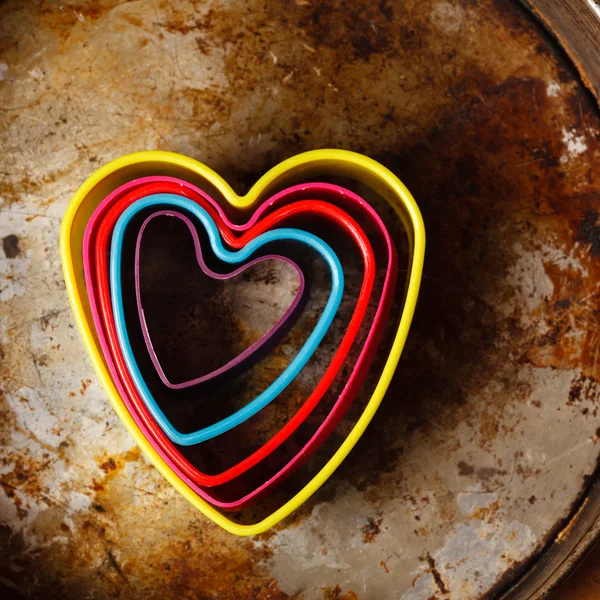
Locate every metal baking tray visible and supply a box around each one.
[1,0,599,598]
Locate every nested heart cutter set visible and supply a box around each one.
[60,149,425,536]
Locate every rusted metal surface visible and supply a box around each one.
[1,1,600,599]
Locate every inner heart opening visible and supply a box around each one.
[135,214,303,386]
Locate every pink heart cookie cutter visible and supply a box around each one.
[134,211,308,389]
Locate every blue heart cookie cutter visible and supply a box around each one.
[110,194,344,445]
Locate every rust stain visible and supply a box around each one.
[88,448,141,494]
[567,373,599,407]
[322,585,360,600]
[577,209,600,256]
[555,497,590,543]
[0,455,53,519]
[458,462,508,481]
[38,1,119,33]
[361,516,383,543]
[99,457,117,473]
[424,553,450,596]
[0,175,45,206]
[155,17,203,36]
[516,462,543,481]
[121,13,144,29]
[469,500,501,522]
[95,447,140,473]
[79,378,92,396]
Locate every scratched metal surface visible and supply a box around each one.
[1,1,600,599]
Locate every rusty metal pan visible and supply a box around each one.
[2,0,600,597]
[500,4,600,598]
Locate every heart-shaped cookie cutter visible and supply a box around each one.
[134,221,306,390]
[136,224,308,389]
[87,182,379,492]
[61,149,425,535]
[134,210,308,385]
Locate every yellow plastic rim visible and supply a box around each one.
[60,149,425,536]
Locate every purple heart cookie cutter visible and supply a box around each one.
[134,211,307,389]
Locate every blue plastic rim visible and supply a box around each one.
[110,193,344,446]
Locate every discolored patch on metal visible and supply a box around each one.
[1,0,600,599]
[2,235,20,259]
[322,586,360,600]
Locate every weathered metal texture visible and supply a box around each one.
[1,1,600,599]
[521,0,600,104]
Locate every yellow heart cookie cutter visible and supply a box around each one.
[60,149,425,536]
